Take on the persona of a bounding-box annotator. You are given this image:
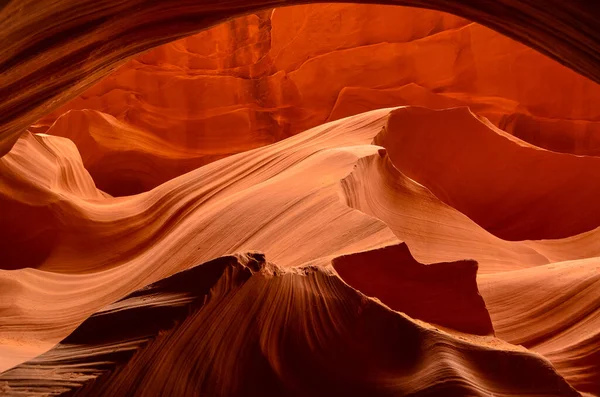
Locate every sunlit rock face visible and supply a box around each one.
[32,4,600,196]
[1,3,600,397]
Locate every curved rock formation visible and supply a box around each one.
[39,109,238,196]
[378,106,600,241]
[0,109,399,370]
[2,106,599,395]
[0,253,580,397]
[479,259,600,395]
[2,2,600,396]
[2,0,600,157]
[340,148,548,273]
[26,5,600,195]
[331,243,494,335]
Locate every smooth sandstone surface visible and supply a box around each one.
[2,0,600,158]
[30,5,600,195]
[0,254,580,397]
[2,106,600,395]
[1,3,600,397]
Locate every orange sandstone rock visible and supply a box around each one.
[32,4,600,195]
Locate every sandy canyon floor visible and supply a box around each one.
[1,4,599,396]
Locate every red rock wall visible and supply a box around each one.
[31,4,600,196]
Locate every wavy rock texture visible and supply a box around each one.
[2,2,600,397]
[478,259,600,396]
[2,105,599,395]
[0,109,398,372]
[377,106,600,241]
[0,253,580,397]
[27,4,600,195]
[2,0,600,158]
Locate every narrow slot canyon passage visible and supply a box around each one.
[1,2,599,396]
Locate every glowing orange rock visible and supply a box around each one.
[2,3,600,396]
[378,106,600,240]
[31,4,600,197]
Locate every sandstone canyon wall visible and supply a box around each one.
[1,2,600,397]
[2,0,600,158]
[27,4,600,196]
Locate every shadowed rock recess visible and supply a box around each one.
[1,2,600,397]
